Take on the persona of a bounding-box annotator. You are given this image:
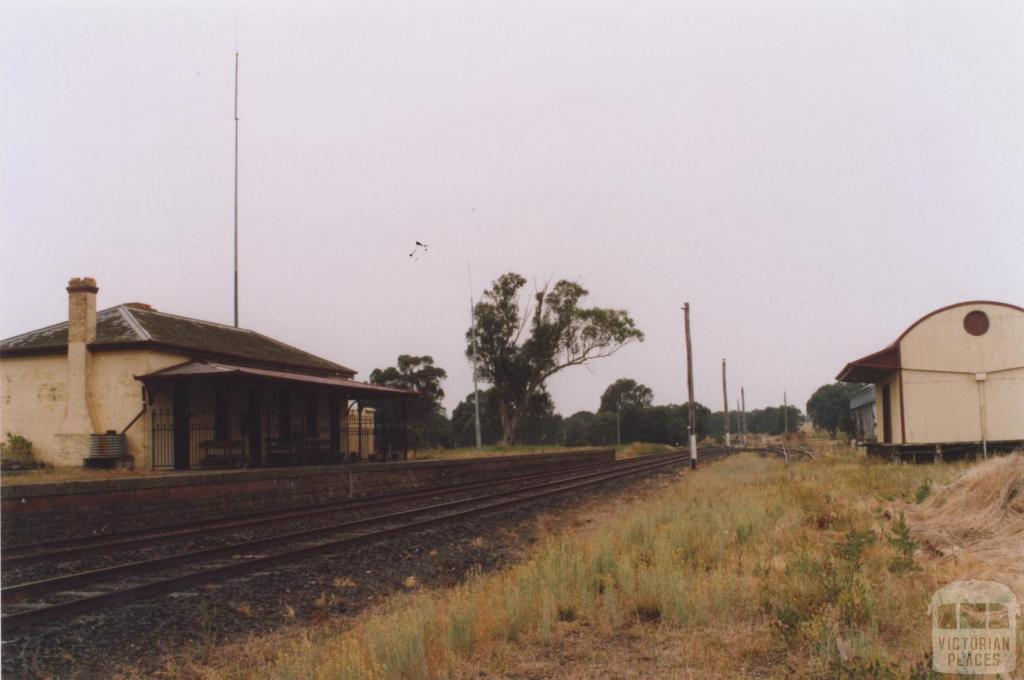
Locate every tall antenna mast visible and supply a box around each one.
[233,50,240,327]
[468,264,483,453]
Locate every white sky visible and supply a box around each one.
[2,1,1022,417]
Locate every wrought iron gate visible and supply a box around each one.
[151,408,215,470]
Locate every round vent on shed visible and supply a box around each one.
[963,310,989,336]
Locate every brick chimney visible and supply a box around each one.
[58,276,99,461]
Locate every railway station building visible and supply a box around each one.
[0,277,417,470]
[836,301,1024,458]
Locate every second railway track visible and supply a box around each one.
[1,448,727,634]
[2,453,627,569]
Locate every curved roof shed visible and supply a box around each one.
[836,301,1024,446]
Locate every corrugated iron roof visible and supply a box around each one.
[0,305,355,376]
[136,361,418,398]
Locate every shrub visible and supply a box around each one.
[885,512,918,574]
[841,528,876,565]
[914,478,932,504]
[1,433,35,465]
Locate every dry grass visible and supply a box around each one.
[905,452,1024,597]
[158,446,1024,680]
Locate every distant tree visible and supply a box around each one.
[450,387,561,447]
[563,411,599,446]
[450,389,501,448]
[467,273,643,445]
[707,411,742,441]
[598,378,654,414]
[370,355,448,449]
[745,405,803,435]
[598,379,654,444]
[806,382,865,438]
[626,401,712,445]
[516,389,564,445]
[417,411,453,449]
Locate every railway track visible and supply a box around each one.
[1,448,726,634]
[1,452,639,569]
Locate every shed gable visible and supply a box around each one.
[899,302,1024,374]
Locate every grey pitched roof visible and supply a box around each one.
[0,305,355,376]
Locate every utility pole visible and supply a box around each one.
[722,359,730,448]
[783,391,789,433]
[468,267,483,453]
[233,51,240,328]
[736,399,742,447]
[741,386,747,445]
[683,303,696,469]
[781,391,790,464]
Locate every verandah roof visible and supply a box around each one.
[835,344,899,383]
[135,361,418,399]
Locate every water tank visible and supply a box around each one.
[90,431,127,458]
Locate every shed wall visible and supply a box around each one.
[874,372,903,444]
[900,303,1024,374]
[899,303,1024,444]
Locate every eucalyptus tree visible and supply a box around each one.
[466,273,643,445]
[370,355,449,448]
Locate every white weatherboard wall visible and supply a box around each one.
[900,303,1024,444]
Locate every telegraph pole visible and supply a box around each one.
[683,303,696,469]
[741,386,747,445]
[736,399,742,446]
[783,391,789,433]
[468,267,483,453]
[468,296,483,452]
[233,51,240,327]
[781,391,790,464]
[722,359,730,448]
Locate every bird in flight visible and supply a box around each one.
[409,241,429,259]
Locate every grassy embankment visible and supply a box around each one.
[193,446,1014,679]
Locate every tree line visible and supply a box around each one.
[367,272,818,451]
[370,361,805,450]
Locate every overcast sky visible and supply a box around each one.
[2,0,1022,418]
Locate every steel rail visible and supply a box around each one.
[1,451,716,633]
[2,453,661,566]
[2,454,686,601]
